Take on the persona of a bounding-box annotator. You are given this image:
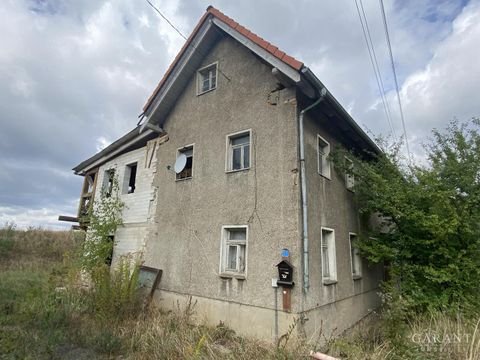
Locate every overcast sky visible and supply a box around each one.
[0,0,478,229]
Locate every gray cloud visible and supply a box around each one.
[0,0,477,228]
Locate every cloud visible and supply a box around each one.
[0,0,477,228]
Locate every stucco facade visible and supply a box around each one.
[72,6,383,343]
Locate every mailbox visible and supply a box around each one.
[276,260,294,287]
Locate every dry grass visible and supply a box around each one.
[2,224,480,359]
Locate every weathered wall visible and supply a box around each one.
[93,138,159,263]
[298,101,383,336]
[144,33,302,327]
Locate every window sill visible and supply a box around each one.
[197,87,216,96]
[352,275,362,280]
[322,279,337,286]
[226,167,250,174]
[318,172,331,180]
[219,272,246,280]
[175,177,192,182]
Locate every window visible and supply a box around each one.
[103,169,115,197]
[226,130,251,172]
[197,63,217,94]
[123,163,137,194]
[105,235,114,266]
[317,135,331,178]
[321,228,336,283]
[220,226,247,276]
[176,145,194,180]
[350,233,362,278]
[345,157,354,190]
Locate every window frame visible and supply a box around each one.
[349,232,362,279]
[175,144,195,181]
[317,135,331,179]
[225,129,252,173]
[345,156,355,191]
[123,162,138,194]
[219,225,248,278]
[102,168,115,197]
[197,62,218,95]
[321,227,337,284]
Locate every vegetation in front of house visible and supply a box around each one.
[330,118,480,358]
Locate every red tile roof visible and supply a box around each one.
[143,6,303,112]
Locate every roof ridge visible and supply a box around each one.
[143,6,303,112]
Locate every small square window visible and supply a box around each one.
[321,228,336,283]
[350,233,362,278]
[197,63,217,95]
[176,145,194,180]
[345,157,354,190]
[220,226,247,276]
[226,131,251,172]
[102,169,115,197]
[318,135,331,178]
[123,163,137,194]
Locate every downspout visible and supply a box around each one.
[299,87,327,293]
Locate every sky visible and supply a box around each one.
[0,0,478,229]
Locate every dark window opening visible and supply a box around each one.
[103,169,115,197]
[125,163,137,194]
[105,235,114,266]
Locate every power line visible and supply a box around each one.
[354,0,397,141]
[145,0,187,41]
[379,0,412,163]
[144,0,231,82]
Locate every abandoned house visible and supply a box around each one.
[70,6,384,341]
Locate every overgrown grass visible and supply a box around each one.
[2,224,480,359]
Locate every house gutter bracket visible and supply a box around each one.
[299,87,327,293]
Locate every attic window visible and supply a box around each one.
[123,163,137,194]
[197,63,217,95]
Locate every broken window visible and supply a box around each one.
[105,235,114,266]
[103,169,115,197]
[176,146,194,180]
[321,228,336,283]
[78,170,97,219]
[124,163,137,194]
[317,135,331,179]
[221,226,247,276]
[227,131,250,171]
[197,63,217,94]
[350,233,362,278]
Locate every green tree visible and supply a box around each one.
[335,119,480,312]
[82,174,125,271]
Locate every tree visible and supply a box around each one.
[335,119,480,312]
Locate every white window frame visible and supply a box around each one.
[345,156,354,191]
[317,135,331,179]
[197,62,218,95]
[175,144,195,181]
[219,225,248,278]
[225,129,252,173]
[349,232,362,279]
[321,227,337,284]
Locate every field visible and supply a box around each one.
[1,224,479,359]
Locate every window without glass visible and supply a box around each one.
[318,135,331,178]
[220,226,247,276]
[350,233,362,277]
[176,146,194,180]
[227,131,250,171]
[123,163,137,194]
[345,157,354,190]
[197,63,217,94]
[103,169,115,197]
[321,228,336,283]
